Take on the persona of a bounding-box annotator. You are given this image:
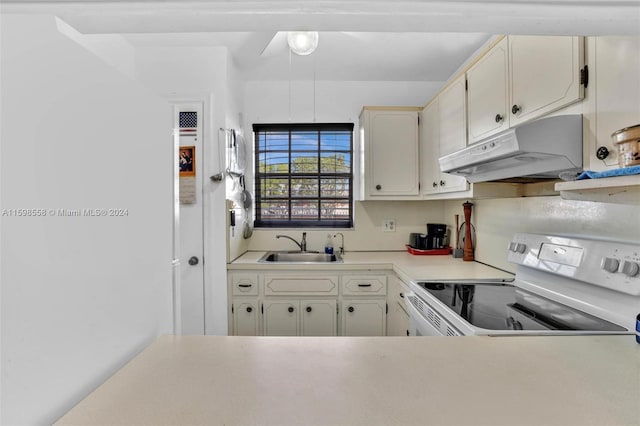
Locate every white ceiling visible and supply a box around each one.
[122,31,492,81]
[3,1,640,82]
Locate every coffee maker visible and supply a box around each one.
[426,223,448,249]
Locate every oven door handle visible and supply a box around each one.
[506,316,524,330]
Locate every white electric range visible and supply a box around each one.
[407,233,640,337]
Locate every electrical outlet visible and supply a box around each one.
[383,219,396,232]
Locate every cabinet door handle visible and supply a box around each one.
[495,114,504,123]
[375,184,382,190]
[596,146,610,160]
[439,180,446,186]
[348,306,354,313]
[306,306,312,313]
[238,284,252,288]
[399,292,404,298]
[432,182,438,188]
[357,283,372,287]
[288,306,295,313]
[246,306,253,313]
[511,104,521,115]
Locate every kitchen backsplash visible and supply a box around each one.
[247,200,447,253]
[443,196,640,273]
[244,195,640,274]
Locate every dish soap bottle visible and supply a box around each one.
[324,234,334,254]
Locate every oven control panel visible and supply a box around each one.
[507,233,640,296]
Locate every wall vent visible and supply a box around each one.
[179,111,198,135]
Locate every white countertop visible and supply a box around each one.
[56,334,640,426]
[229,251,515,283]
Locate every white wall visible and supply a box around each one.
[225,54,251,262]
[1,15,173,425]
[134,44,241,335]
[250,192,640,263]
[243,79,444,251]
[245,80,442,125]
[248,200,446,252]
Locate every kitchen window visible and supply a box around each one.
[253,123,354,228]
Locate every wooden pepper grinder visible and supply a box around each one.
[462,201,474,261]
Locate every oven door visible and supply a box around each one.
[406,293,444,336]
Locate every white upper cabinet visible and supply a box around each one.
[556,36,640,205]
[421,97,469,197]
[359,108,421,199]
[583,36,640,171]
[438,75,468,157]
[435,75,470,194]
[360,36,588,202]
[420,100,442,196]
[508,35,584,126]
[467,37,510,144]
[467,36,585,144]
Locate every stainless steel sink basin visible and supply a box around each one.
[258,251,343,263]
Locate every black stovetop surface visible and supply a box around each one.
[415,281,626,332]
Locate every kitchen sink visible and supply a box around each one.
[258,251,343,263]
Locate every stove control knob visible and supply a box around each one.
[600,257,620,273]
[508,242,518,252]
[620,260,640,277]
[515,243,527,254]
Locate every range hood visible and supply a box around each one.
[439,115,583,183]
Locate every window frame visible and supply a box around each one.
[253,123,354,229]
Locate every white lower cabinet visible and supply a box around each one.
[233,299,260,336]
[301,299,337,336]
[386,275,411,336]
[341,299,387,336]
[341,273,388,336]
[263,300,300,336]
[262,299,338,336]
[387,301,410,337]
[229,270,391,336]
[229,273,260,336]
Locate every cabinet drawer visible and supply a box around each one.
[264,275,339,296]
[231,274,259,296]
[342,275,387,295]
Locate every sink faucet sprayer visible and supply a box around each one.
[333,233,344,255]
[276,232,307,252]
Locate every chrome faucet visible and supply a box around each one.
[333,233,344,255]
[276,232,307,252]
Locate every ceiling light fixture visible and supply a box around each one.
[287,31,319,56]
